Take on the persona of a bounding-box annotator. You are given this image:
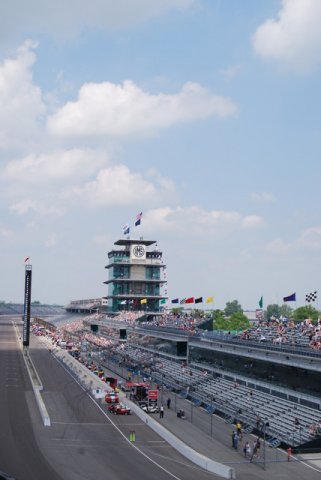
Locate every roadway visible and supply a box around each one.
[0,317,220,480]
[0,318,62,480]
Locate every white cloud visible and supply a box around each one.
[3,148,106,183]
[47,80,237,138]
[251,192,276,203]
[252,0,321,71]
[0,1,195,44]
[143,206,264,236]
[219,64,242,80]
[267,226,321,255]
[0,40,45,150]
[266,239,288,255]
[297,227,321,249]
[242,215,264,229]
[65,164,175,207]
[0,226,14,238]
[44,234,57,248]
[9,198,64,216]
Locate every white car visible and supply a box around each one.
[141,404,159,414]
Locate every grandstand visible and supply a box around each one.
[95,313,321,450]
[0,303,64,316]
[32,308,321,452]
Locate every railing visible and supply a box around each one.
[190,333,321,360]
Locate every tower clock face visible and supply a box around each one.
[132,245,145,258]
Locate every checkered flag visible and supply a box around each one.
[306,291,317,303]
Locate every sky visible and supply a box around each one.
[1,0,321,309]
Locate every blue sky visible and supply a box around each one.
[1,0,321,309]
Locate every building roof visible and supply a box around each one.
[114,239,156,246]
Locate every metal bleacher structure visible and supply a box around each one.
[101,318,321,451]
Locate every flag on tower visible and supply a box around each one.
[135,212,143,226]
[24,257,30,263]
[123,224,130,235]
[258,296,263,309]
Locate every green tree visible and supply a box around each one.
[280,304,293,318]
[224,300,243,317]
[171,307,184,315]
[292,305,319,322]
[229,312,250,330]
[266,304,281,320]
[213,311,249,331]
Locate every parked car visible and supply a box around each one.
[105,392,119,403]
[108,403,131,415]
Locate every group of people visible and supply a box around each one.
[231,421,261,461]
[232,430,261,460]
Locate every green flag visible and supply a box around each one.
[160,299,166,304]
[258,296,263,309]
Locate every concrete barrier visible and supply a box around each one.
[22,348,51,427]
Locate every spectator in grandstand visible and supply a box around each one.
[309,423,317,437]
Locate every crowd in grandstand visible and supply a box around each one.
[239,317,321,350]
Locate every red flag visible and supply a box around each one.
[185,297,194,304]
[24,257,30,263]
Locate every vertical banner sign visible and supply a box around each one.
[148,389,158,408]
[23,265,32,346]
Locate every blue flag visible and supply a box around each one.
[283,293,296,302]
[171,298,179,304]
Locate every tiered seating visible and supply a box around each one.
[191,373,319,445]
[239,321,321,351]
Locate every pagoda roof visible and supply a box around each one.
[114,239,156,246]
